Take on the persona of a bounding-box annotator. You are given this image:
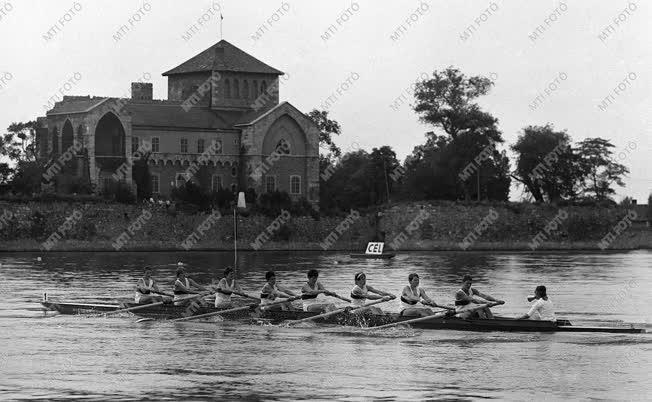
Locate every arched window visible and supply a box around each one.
[225,79,231,98]
[261,81,267,94]
[276,139,290,155]
[234,79,240,98]
[253,80,258,97]
[51,127,59,155]
[243,80,249,99]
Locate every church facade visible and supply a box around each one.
[38,40,320,208]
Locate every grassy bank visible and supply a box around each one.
[0,200,648,251]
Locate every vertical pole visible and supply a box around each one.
[233,208,237,278]
[382,157,390,204]
[476,166,481,202]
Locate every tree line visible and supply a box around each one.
[0,67,641,216]
[314,67,636,214]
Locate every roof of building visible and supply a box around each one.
[125,102,234,129]
[46,96,111,116]
[630,204,650,221]
[162,40,283,76]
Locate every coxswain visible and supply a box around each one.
[173,267,209,306]
[300,269,337,313]
[214,267,243,308]
[516,285,556,321]
[400,273,441,317]
[454,274,504,319]
[135,268,171,304]
[260,271,297,311]
[350,272,395,314]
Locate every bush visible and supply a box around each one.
[103,179,136,204]
[29,210,48,239]
[65,177,93,195]
[211,188,236,211]
[257,191,293,216]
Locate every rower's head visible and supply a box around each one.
[408,273,419,287]
[535,285,547,298]
[462,275,473,290]
[176,267,186,279]
[307,269,319,286]
[143,267,152,279]
[354,272,366,286]
[265,271,276,285]
[224,267,234,280]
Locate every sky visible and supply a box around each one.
[0,0,650,202]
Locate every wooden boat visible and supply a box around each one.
[349,253,396,259]
[41,300,252,320]
[41,301,645,334]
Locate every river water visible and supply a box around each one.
[0,250,650,401]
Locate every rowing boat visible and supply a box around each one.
[41,301,645,333]
[41,300,252,320]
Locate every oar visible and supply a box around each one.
[288,297,392,325]
[422,301,455,311]
[172,295,302,323]
[104,290,215,316]
[327,292,352,303]
[362,302,501,331]
[227,290,260,301]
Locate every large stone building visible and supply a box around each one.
[38,40,319,207]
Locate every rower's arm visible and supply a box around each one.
[175,281,194,294]
[278,287,296,297]
[474,289,504,304]
[368,286,396,299]
[189,278,207,291]
[317,282,333,296]
[420,289,436,306]
[474,289,497,302]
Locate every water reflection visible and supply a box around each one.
[0,250,650,400]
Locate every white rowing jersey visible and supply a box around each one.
[173,278,191,305]
[134,278,154,303]
[302,282,324,311]
[215,278,235,306]
[260,283,278,305]
[350,285,368,307]
[528,298,556,321]
[401,286,421,310]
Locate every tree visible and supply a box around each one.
[511,125,579,202]
[10,161,43,195]
[307,109,342,158]
[413,67,496,139]
[132,152,152,200]
[412,67,510,201]
[369,146,399,203]
[0,163,13,185]
[575,138,629,201]
[1,121,38,163]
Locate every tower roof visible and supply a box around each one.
[162,39,283,76]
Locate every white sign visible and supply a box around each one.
[365,242,384,255]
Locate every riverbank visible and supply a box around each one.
[0,200,649,251]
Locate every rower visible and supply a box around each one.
[260,271,297,311]
[135,268,171,304]
[301,269,337,313]
[214,267,243,308]
[350,272,395,314]
[454,275,504,319]
[516,285,556,321]
[400,273,440,317]
[174,267,208,306]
